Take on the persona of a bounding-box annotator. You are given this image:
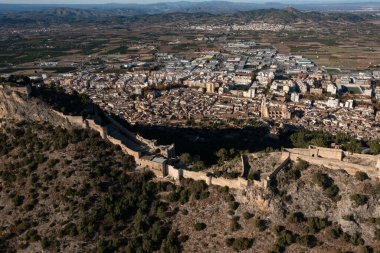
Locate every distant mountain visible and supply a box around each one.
[0,5,377,26]
[224,7,373,24]
[1,1,379,15]
[0,1,278,15]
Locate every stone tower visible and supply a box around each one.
[261,97,269,118]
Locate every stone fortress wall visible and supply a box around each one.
[55,107,252,189]
[285,146,380,179]
[3,85,380,191]
[41,110,380,188]
[53,111,169,176]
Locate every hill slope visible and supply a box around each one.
[1,83,380,252]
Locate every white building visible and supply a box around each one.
[327,83,337,95]
[345,100,354,109]
[327,98,339,108]
[290,93,300,103]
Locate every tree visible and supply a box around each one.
[369,141,380,155]
[345,139,362,153]
[296,235,317,248]
[294,158,309,170]
[194,222,206,231]
[325,184,340,200]
[312,172,332,189]
[254,218,267,232]
[226,237,254,251]
[192,161,206,171]
[355,171,369,181]
[310,137,327,147]
[179,153,192,165]
[350,194,368,206]
[290,131,307,148]
[216,148,229,163]
[375,228,380,241]
[243,212,254,220]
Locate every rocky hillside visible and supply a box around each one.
[0,85,69,127]
[0,119,189,252]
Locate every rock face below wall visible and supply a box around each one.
[0,86,71,127]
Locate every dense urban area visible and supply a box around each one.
[13,40,380,140]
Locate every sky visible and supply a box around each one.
[0,0,379,4]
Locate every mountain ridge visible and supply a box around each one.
[0,6,376,26]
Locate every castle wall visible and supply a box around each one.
[309,146,343,161]
[65,115,86,128]
[288,153,380,179]
[168,165,181,179]
[287,147,343,161]
[55,111,142,160]
[181,170,210,183]
[344,152,378,162]
[136,134,157,148]
[103,113,137,140]
[211,176,248,189]
[32,93,380,188]
[171,168,249,189]
[139,158,166,177]
[268,152,290,179]
[86,119,106,138]
[106,135,141,160]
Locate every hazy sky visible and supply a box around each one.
[1,0,379,4]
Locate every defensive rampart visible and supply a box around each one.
[52,110,172,176]
[174,168,250,189]
[285,146,380,179]
[10,85,380,190]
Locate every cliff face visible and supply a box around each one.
[0,85,70,127]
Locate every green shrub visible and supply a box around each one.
[296,235,317,248]
[328,226,343,239]
[229,201,240,210]
[254,218,266,232]
[243,212,253,220]
[166,191,180,202]
[355,171,369,181]
[288,212,305,223]
[199,191,210,200]
[306,217,330,233]
[12,195,24,206]
[25,229,40,242]
[194,222,206,231]
[219,186,229,194]
[325,184,340,200]
[294,158,309,170]
[226,237,254,252]
[350,232,365,246]
[312,172,332,189]
[230,219,241,232]
[270,243,285,253]
[350,194,368,206]
[248,171,261,181]
[275,228,297,251]
[361,245,373,253]
[40,237,51,250]
[375,228,380,240]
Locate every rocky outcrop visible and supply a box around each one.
[0,85,71,127]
